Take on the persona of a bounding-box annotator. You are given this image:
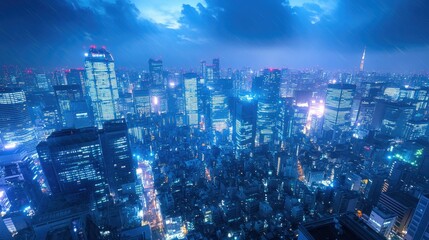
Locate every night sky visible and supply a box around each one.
[1,0,429,72]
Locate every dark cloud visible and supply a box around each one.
[0,0,428,70]
[180,0,294,44]
[315,0,429,50]
[179,0,429,51]
[0,0,156,67]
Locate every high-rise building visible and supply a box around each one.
[35,74,50,91]
[367,206,396,238]
[200,61,207,79]
[183,73,199,126]
[0,87,36,153]
[379,102,414,138]
[323,84,355,132]
[65,68,85,87]
[276,98,295,147]
[378,191,418,235]
[37,128,109,208]
[84,47,119,128]
[212,58,220,80]
[150,87,168,114]
[210,90,229,132]
[148,59,163,86]
[253,69,281,146]
[332,189,359,214]
[404,120,429,140]
[355,97,376,128]
[233,95,256,157]
[405,194,429,240]
[133,89,151,117]
[100,119,135,201]
[54,85,92,129]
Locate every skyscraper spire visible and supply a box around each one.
[360,47,366,72]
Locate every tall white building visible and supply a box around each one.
[84,47,119,128]
[183,73,199,126]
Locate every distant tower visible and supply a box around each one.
[359,47,366,72]
[148,58,163,86]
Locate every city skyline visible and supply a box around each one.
[2,1,429,240]
[1,0,429,72]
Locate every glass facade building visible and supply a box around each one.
[84,47,119,128]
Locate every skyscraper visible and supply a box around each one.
[148,58,163,86]
[377,191,418,235]
[183,73,199,126]
[210,90,229,132]
[37,128,109,208]
[133,89,151,117]
[84,46,119,128]
[100,119,135,201]
[253,69,281,146]
[0,87,36,152]
[233,95,256,157]
[65,69,85,90]
[323,84,355,132]
[54,85,92,128]
[405,194,429,240]
[212,58,220,80]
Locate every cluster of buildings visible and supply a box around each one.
[1,46,429,239]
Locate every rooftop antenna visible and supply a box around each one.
[359,47,366,72]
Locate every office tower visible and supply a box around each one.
[0,216,13,240]
[148,58,163,86]
[332,189,359,214]
[65,69,85,89]
[37,128,109,208]
[277,98,295,147]
[54,85,92,128]
[35,74,50,91]
[205,65,214,83]
[253,69,281,146]
[212,58,220,80]
[84,46,119,128]
[200,61,207,79]
[210,90,229,132]
[379,102,414,138]
[323,84,355,132]
[100,119,135,201]
[404,120,428,140]
[166,76,185,117]
[150,87,168,114]
[405,194,429,240]
[0,87,36,152]
[233,95,256,157]
[183,73,199,126]
[355,98,376,128]
[378,192,418,235]
[133,89,151,117]
[42,106,61,130]
[367,206,396,238]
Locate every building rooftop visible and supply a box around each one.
[299,213,384,240]
[383,191,419,208]
[372,206,396,219]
